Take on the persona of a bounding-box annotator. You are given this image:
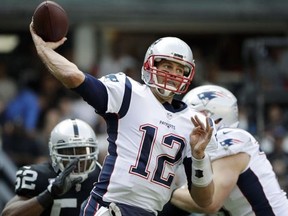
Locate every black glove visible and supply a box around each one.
[37,158,82,208]
[48,158,83,197]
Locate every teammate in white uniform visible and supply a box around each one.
[29,22,218,216]
[170,85,288,216]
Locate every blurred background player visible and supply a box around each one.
[2,118,101,216]
[167,84,288,215]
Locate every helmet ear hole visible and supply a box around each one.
[144,61,150,70]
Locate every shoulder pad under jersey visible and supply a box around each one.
[209,128,258,161]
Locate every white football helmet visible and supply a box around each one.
[182,85,239,129]
[49,118,99,182]
[141,37,195,98]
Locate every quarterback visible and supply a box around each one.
[29,20,218,216]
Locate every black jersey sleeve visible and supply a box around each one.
[15,162,57,198]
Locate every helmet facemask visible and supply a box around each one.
[51,139,98,182]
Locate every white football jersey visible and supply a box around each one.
[80,72,217,214]
[209,127,288,216]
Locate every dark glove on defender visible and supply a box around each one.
[48,158,82,196]
[37,158,82,208]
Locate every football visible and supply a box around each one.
[32,1,69,42]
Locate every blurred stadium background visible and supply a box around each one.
[1,0,288,213]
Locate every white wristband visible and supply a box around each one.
[192,153,213,187]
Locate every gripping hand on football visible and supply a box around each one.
[48,158,82,197]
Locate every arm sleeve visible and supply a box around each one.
[72,73,108,114]
[72,72,128,115]
[15,165,49,198]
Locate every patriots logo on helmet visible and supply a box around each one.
[220,138,242,149]
[197,91,226,106]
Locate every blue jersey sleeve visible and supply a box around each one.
[72,73,108,114]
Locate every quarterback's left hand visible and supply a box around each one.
[190,115,213,159]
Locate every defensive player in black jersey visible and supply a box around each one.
[2,118,102,216]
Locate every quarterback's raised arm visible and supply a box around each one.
[29,21,85,88]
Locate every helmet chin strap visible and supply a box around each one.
[154,87,175,101]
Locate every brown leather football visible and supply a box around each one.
[33,1,69,42]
